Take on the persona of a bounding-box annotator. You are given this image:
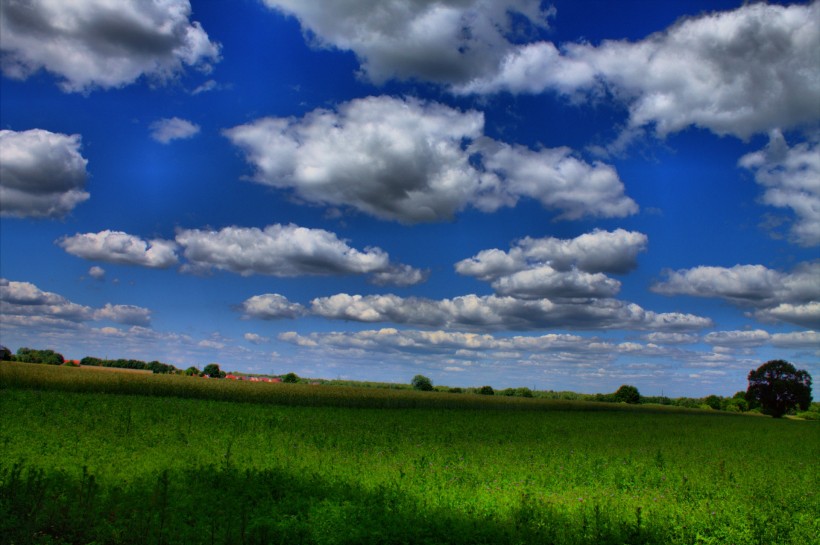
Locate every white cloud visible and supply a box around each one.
[241,294,306,320]
[88,266,106,280]
[150,117,200,144]
[262,0,552,85]
[307,292,711,332]
[456,229,647,281]
[642,332,698,345]
[652,262,820,306]
[244,332,270,344]
[176,223,424,285]
[653,262,820,329]
[458,2,820,139]
[491,265,621,300]
[771,330,820,348]
[58,230,179,268]
[0,0,220,92]
[739,131,820,247]
[93,303,152,326]
[0,278,151,328]
[225,96,635,223]
[0,129,89,218]
[703,329,770,347]
[754,302,820,330]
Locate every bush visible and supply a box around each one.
[478,385,494,396]
[411,375,433,391]
[614,385,641,404]
[282,372,300,383]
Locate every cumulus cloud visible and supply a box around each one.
[262,0,552,85]
[653,262,820,328]
[0,0,220,92]
[458,2,820,139]
[93,303,152,326]
[457,228,646,280]
[306,292,710,332]
[225,96,636,223]
[58,230,179,268]
[241,294,306,320]
[0,278,151,328]
[244,332,270,344]
[88,266,106,280]
[491,266,620,300]
[703,329,771,347]
[0,129,89,218]
[739,131,820,247]
[771,330,820,348]
[754,302,820,330]
[150,117,200,144]
[176,223,424,285]
[455,229,647,301]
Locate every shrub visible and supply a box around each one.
[282,372,300,383]
[478,385,494,396]
[614,385,641,404]
[411,375,433,391]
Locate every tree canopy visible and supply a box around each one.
[614,384,641,404]
[411,375,433,391]
[746,360,812,418]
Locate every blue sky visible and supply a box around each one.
[1,0,818,397]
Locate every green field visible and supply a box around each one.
[2,363,818,544]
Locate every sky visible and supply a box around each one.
[1,0,818,397]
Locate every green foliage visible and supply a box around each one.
[614,384,641,404]
[0,345,12,361]
[746,359,812,418]
[184,366,200,376]
[14,347,64,365]
[704,395,722,410]
[282,372,299,383]
[1,384,818,545]
[202,363,225,379]
[478,385,494,395]
[411,374,433,391]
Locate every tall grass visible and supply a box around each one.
[0,361,702,413]
[2,362,818,544]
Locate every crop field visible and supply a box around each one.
[1,363,819,545]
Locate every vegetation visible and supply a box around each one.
[1,365,818,545]
[282,372,300,384]
[614,384,641,404]
[746,359,813,418]
[411,374,434,391]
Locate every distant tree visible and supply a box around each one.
[203,363,225,378]
[746,360,812,418]
[478,385,494,395]
[704,395,722,411]
[515,387,534,398]
[614,385,641,404]
[411,375,433,391]
[0,345,12,361]
[448,387,463,394]
[282,372,299,383]
[15,347,63,365]
[184,366,201,376]
[81,357,102,367]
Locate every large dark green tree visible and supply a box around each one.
[411,375,433,391]
[746,360,812,418]
[614,384,641,404]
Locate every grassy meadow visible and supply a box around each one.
[1,362,818,544]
